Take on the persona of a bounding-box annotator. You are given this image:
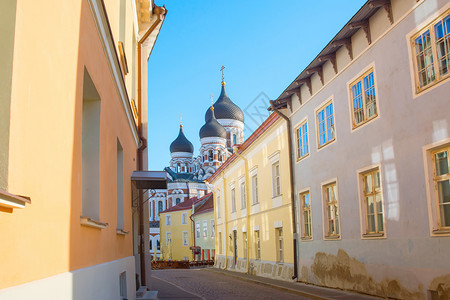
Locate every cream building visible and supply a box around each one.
[0,0,166,299]
[208,113,295,281]
[271,0,450,298]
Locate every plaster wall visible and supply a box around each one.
[289,0,450,298]
[160,209,193,260]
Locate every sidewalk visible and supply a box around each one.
[206,268,382,300]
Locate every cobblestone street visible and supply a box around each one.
[151,268,310,300]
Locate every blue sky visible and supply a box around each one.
[147,0,367,171]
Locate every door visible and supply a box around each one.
[233,230,237,267]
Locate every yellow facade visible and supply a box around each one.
[159,209,193,261]
[208,113,294,281]
[0,0,165,298]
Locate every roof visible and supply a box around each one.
[131,171,167,189]
[207,112,280,183]
[170,126,194,153]
[164,167,204,183]
[205,84,244,122]
[160,196,199,213]
[199,109,227,139]
[192,193,214,217]
[270,0,391,110]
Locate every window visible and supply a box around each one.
[218,150,222,162]
[276,228,283,263]
[157,240,160,250]
[209,150,213,161]
[166,232,172,246]
[166,215,171,226]
[243,232,248,259]
[296,120,309,160]
[432,147,450,229]
[216,194,221,218]
[203,220,208,237]
[255,230,260,259]
[182,231,189,246]
[361,168,384,236]
[240,181,246,209]
[232,134,237,145]
[177,163,181,172]
[175,198,181,205]
[211,220,215,237]
[272,162,281,197]
[181,212,188,225]
[323,182,340,238]
[231,187,236,212]
[251,174,259,205]
[219,232,222,254]
[196,222,200,238]
[300,191,312,239]
[350,69,377,128]
[158,201,163,214]
[316,100,335,148]
[411,11,450,92]
[119,271,127,300]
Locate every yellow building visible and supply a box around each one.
[159,197,197,261]
[0,0,166,299]
[208,113,295,281]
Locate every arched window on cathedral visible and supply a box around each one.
[218,150,222,162]
[185,163,188,172]
[209,150,213,161]
[158,201,163,214]
[232,134,237,145]
[177,163,181,173]
[176,198,181,205]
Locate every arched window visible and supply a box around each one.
[232,134,237,145]
[176,198,181,205]
[209,150,213,161]
[218,150,222,162]
[177,163,181,172]
[158,201,163,214]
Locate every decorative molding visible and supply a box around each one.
[296,77,312,95]
[306,66,324,85]
[369,0,393,24]
[349,20,371,44]
[319,53,338,74]
[80,216,108,229]
[332,38,353,60]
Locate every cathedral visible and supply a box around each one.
[149,77,245,257]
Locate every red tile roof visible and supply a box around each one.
[192,193,214,216]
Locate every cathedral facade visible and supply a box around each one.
[149,80,244,258]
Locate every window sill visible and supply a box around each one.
[301,237,313,241]
[432,228,450,236]
[0,190,31,209]
[296,154,309,163]
[317,139,336,150]
[116,229,129,235]
[324,235,340,240]
[80,216,108,229]
[362,232,384,239]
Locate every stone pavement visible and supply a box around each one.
[206,268,382,300]
[151,275,202,300]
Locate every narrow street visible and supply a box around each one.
[151,269,310,300]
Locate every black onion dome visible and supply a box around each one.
[205,85,244,122]
[170,127,194,153]
[200,109,227,139]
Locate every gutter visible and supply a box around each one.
[136,4,167,287]
[269,101,298,280]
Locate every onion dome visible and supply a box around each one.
[205,84,244,123]
[170,125,194,153]
[200,108,227,139]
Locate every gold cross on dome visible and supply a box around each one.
[210,94,214,110]
[220,65,225,85]
[180,113,183,128]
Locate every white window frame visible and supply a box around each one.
[231,186,236,213]
[321,179,341,239]
[410,9,450,94]
[216,192,221,219]
[423,138,450,236]
[276,228,283,263]
[182,231,189,246]
[357,165,386,239]
[295,118,309,161]
[315,97,336,149]
[166,232,172,246]
[196,222,200,238]
[348,65,379,130]
[211,220,215,237]
[165,214,171,226]
[254,230,261,260]
[240,179,246,210]
[243,231,248,259]
[203,220,208,237]
[250,168,259,205]
[181,212,188,225]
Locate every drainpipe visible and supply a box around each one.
[189,204,196,261]
[269,101,298,280]
[233,146,251,274]
[136,5,167,287]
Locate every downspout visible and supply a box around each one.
[233,147,251,274]
[189,204,196,260]
[269,101,298,280]
[136,5,166,287]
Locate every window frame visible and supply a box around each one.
[251,173,259,205]
[295,118,309,161]
[357,165,386,238]
[165,214,171,226]
[240,179,246,210]
[424,139,450,236]
[348,66,379,130]
[272,161,281,197]
[243,231,248,259]
[182,231,189,246]
[410,9,450,94]
[321,180,341,239]
[203,220,208,237]
[315,98,336,149]
[276,228,284,263]
[166,232,172,246]
[196,222,200,238]
[231,186,236,213]
[299,190,313,240]
[211,220,215,237]
[181,212,188,225]
[254,230,261,260]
